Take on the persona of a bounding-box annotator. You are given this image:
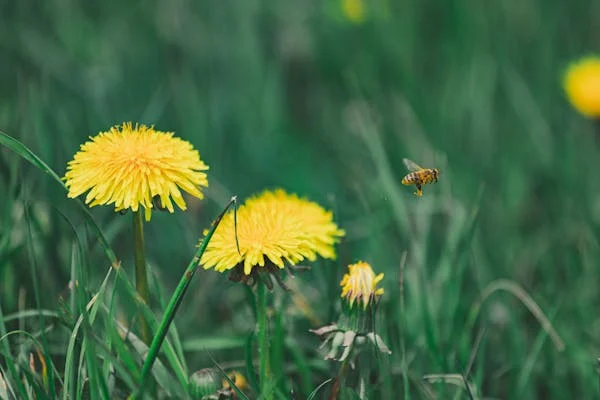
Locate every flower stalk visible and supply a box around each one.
[132,210,151,344]
[136,196,237,398]
[311,261,390,397]
[256,280,272,399]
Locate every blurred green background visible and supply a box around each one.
[2,0,600,398]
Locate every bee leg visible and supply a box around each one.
[414,184,423,197]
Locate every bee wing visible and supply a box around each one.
[403,158,424,172]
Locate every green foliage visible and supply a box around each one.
[1,0,599,398]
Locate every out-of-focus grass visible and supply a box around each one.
[1,0,600,398]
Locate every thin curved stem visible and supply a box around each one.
[135,197,237,398]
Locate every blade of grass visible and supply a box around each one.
[465,279,565,352]
[422,374,480,400]
[0,365,14,400]
[0,304,28,398]
[102,269,124,389]
[23,203,56,396]
[103,308,141,384]
[306,378,333,400]
[207,350,250,400]
[271,308,284,394]
[3,310,60,323]
[150,269,187,372]
[183,336,246,351]
[284,337,311,397]
[135,196,237,398]
[121,322,184,398]
[89,335,138,393]
[18,367,46,399]
[245,334,259,393]
[0,330,54,398]
[115,268,188,390]
[399,251,410,400]
[0,130,119,267]
[516,306,560,395]
[75,336,87,400]
[81,331,110,400]
[63,267,113,400]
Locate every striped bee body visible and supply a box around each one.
[401,159,439,197]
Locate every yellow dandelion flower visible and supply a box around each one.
[563,55,600,117]
[64,122,208,221]
[200,189,345,276]
[340,261,384,309]
[341,0,365,24]
[222,371,248,391]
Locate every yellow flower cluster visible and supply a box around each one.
[64,122,208,221]
[200,189,345,275]
[563,56,600,117]
[340,261,384,309]
[341,0,365,24]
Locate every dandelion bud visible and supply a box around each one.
[188,368,221,399]
[340,261,384,310]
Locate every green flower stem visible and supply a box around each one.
[135,197,237,398]
[256,281,272,399]
[132,210,151,344]
[330,360,349,400]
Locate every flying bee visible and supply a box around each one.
[401,158,439,197]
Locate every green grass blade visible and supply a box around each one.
[0,364,15,399]
[0,130,118,267]
[136,196,237,397]
[63,267,113,400]
[306,378,333,400]
[114,269,189,391]
[245,334,259,393]
[150,268,187,374]
[90,334,138,393]
[82,319,111,400]
[516,306,560,395]
[122,323,184,398]
[0,330,53,398]
[284,337,311,397]
[0,305,28,399]
[104,312,141,384]
[23,204,56,396]
[183,336,246,351]
[3,310,59,324]
[207,351,250,400]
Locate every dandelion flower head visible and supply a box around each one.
[341,0,365,24]
[64,122,209,220]
[340,261,384,309]
[200,189,345,276]
[563,55,600,117]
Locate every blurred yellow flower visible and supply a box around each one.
[222,371,248,391]
[563,55,600,117]
[340,261,384,309]
[341,0,365,23]
[64,122,208,221]
[200,189,345,275]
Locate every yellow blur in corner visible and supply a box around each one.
[563,55,600,118]
[341,0,365,24]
